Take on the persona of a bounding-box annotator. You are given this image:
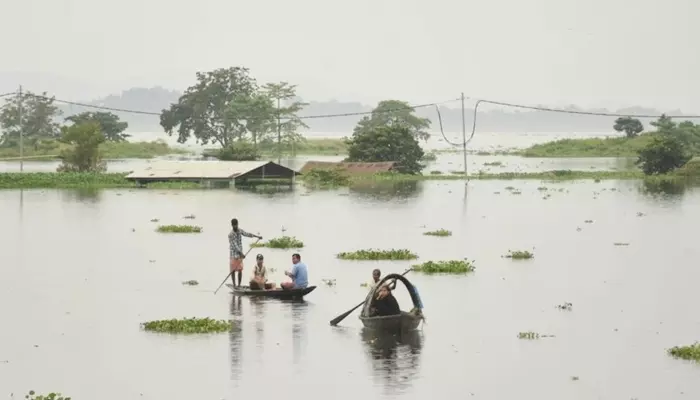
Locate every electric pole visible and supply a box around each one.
[461,92,467,179]
[18,85,23,173]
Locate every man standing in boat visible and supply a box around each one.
[229,218,262,288]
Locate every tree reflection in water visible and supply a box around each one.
[228,296,244,384]
[290,300,309,365]
[361,328,424,392]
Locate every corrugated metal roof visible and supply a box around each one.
[300,161,396,174]
[126,160,270,179]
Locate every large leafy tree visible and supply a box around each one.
[613,117,643,138]
[65,111,129,142]
[262,82,308,155]
[345,124,425,174]
[353,100,431,141]
[56,122,107,172]
[0,91,62,147]
[159,67,266,147]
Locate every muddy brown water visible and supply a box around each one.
[1,178,700,399]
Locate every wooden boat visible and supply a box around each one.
[359,273,425,332]
[226,284,316,300]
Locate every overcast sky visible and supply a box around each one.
[1,0,697,111]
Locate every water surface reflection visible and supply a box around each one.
[361,329,424,392]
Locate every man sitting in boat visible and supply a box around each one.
[281,253,308,290]
[249,254,275,290]
[369,284,401,317]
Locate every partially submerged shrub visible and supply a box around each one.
[156,225,202,233]
[141,317,231,334]
[337,248,418,260]
[668,343,700,362]
[25,391,71,400]
[302,168,350,187]
[503,250,534,260]
[251,236,304,249]
[412,260,475,274]
[423,229,452,237]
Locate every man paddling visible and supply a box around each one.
[228,218,262,288]
[281,253,308,290]
[370,268,396,290]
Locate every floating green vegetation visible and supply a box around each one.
[483,161,503,166]
[503,250,534,260]
[429,170,443,175]
[156,225,202,233]
[422,151,438,161]
[412,260,475,274]
[150,218,159,222]
[321,278,336,286]
[336,249,418,260]
[182,280,199,286]
[423,229,452,237]
[0,172,204,189]
[141,317,231,334]
[301,168,351,188]
[24,391,71,400]
[183,214,196,219]
[556,302,573,311]
[250,236,304,249]
[668,343,700,362]
[613,242,630,246]
[518,331,540,340]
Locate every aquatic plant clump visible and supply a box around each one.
[141,317,232,334]
[668,343,700,362]
[336,248,418,261]
[156,225,202,233]
[503,250,534,260]
[181,280,199,286]
[423,229,452,237]
[250,236,304,249]
[25,391,71,400]
[412,260,475,274]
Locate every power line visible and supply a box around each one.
[0,92,17,98]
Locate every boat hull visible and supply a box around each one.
[226,284,316,300]
[359,311,422,332]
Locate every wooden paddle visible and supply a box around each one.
[213,238,261,294]
[329,268,412,326]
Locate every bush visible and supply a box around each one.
[216,141,260,161]
[636,134,691,175]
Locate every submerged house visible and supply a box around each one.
[125,160,300,187]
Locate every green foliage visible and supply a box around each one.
[412,260,475,274]
[301,168,350,188]
[141,317,231,334]
[156,225,202,233]
[25,391,71,400]
[613,117,644,138]
[65,111,129,142]
[423,229,451,237]
[99,140,186,159]
[182,280,199,286]
[0,91,62,147]
[520,136,655,157]
[336,248,418,260]
[518,331,540,340]
[56,122,107,173]
[262,82,309,156]
[668,342,700,362]
[251,236,304,249]
[345,124,425,174]
[0,172,204,189]
[353,100,431,141]
[215,140,260,161]
[636,133,691,175]
[421,151,437,161]
[503,250,534,260]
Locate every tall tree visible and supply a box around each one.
[262,82,308,156]
[159,67,262,147]
[65,111,129,142]
[0,91,62,147]
[353,100,431,141]
[345,124,425,174]
[56,122,107,172]
[613,117,643,138]
[650,114,676,133]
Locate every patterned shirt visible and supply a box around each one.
[228,228,255,258]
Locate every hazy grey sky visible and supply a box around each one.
[2,0,698,111]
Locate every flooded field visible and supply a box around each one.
[2,178,700,399]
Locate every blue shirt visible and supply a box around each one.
[291,262,309,289]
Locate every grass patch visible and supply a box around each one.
[258,137,348,155]
[337,249,418,260]
[518,135,655,157]
[423,229,452,237]
[251,236,304,249]
[412,260,475,274]
[182,280,199,286]
[0,172,204,189]
[141,317,231,334]
[156,225,202,233]
[668,343,700,362]
[0,139,187,160]
[503,250,534,260]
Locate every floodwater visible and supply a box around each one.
[2,177,700,399]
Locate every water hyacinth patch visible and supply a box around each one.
[423,229,452,237]
[336,249,418,260]
[668,343,700,362]
[156,225,202,233]
[250,236,304,249]
[141,317,232,334]
[503,250,534,260]
[412,260,475,274]
[181,280,199,286]
[25,391,71,400]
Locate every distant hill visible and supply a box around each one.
[40,87,700,135]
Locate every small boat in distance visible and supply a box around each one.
[226,284,316,300]
[359,273,424,332]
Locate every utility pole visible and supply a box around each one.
[277,97,281,164]
[461,92,467,179]
[18,85,23,173]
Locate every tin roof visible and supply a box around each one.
[126,160,280,180]
[300,161,396,174]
